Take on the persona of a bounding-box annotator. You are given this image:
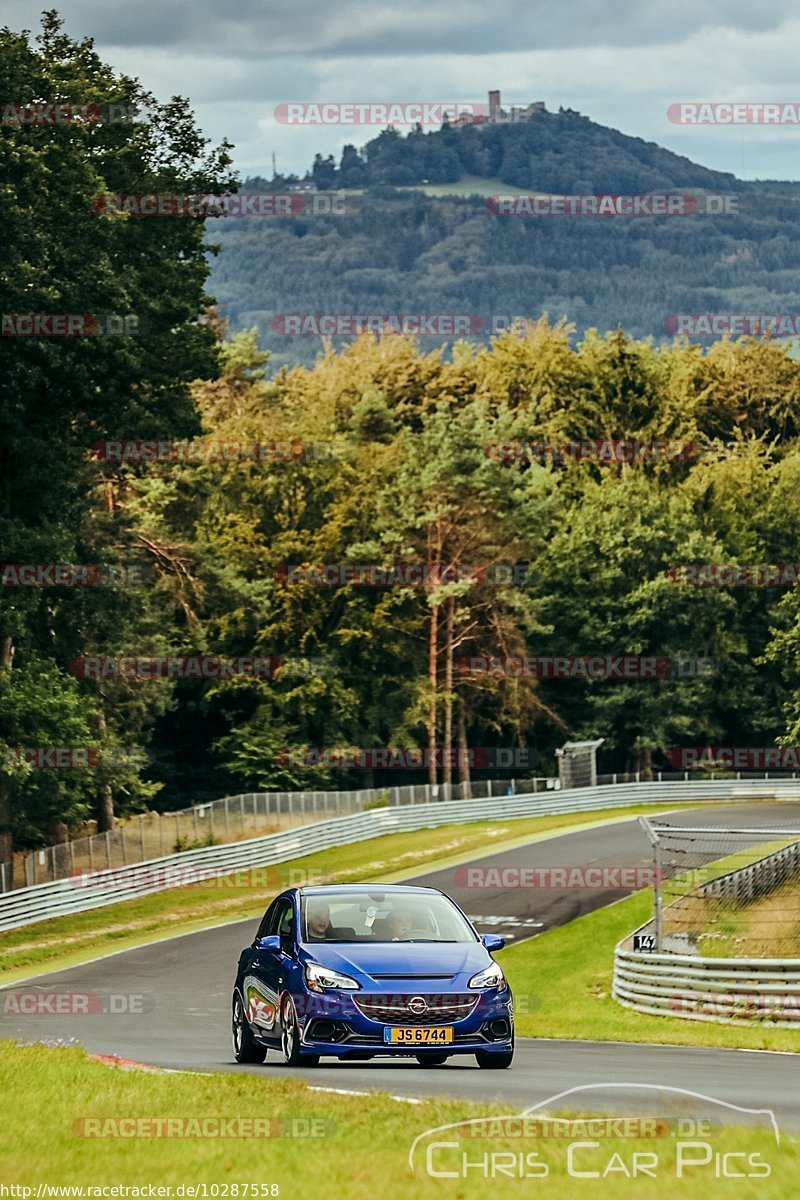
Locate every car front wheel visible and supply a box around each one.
[232,992,266,1064]
[280,995,319,1067]
[475,1043,514,1069]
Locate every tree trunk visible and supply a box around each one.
[457,701,472,799]
[0,639,14,883]
[97,784,115,833]
[0,780,12,889]
[427,601,439,787]
[96,698,116,831]
[442,596,455,787]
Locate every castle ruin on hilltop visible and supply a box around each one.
[450,90,546,128]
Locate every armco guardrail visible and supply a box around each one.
[614,828,800,1026]
[1,776,799,934]
[8,776,555,890]
[614,943,800,1026]
[698,839,800,902]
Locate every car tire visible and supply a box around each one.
[415,1053,449,1066]
[232,992,267,1064]
[475,1045,514,1069]
[280,995,319,1067]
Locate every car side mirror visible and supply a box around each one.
[481,933,505,952]
[255,935,281,952]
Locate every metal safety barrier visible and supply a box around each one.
[614,942,800,1026]
[1,776,799,934]
[614,825,800,1026]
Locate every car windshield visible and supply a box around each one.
[301,891,477,943]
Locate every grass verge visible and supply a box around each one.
[0,1041,795,1196]
[506,889,800,1052]
[0,804,700,982]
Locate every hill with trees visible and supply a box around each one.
[209,110,800,371]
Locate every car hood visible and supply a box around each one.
[299,939,492,984]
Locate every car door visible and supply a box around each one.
[258,897,297,1023]
[241,897,288,1040]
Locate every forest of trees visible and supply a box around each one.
[5,18,800,863]
[213,164,800,371]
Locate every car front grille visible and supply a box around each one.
[353,992,478,1025]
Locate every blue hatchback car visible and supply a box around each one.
[232,884,514,1068]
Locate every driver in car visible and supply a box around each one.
[386,910,414,940]
[306,900,335,940]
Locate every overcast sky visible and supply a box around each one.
[9,1,800,180]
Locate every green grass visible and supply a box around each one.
[659,839,800,958]
[0,805,701,982]
[397,175,508,197]
[0,1042,795,1196]
[505,889,800,1052]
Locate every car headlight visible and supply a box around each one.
[305,962,360,992]
[468,961,507,990]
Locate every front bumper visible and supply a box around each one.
[295,987,513,1056]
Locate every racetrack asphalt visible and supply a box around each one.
[2,800,798,1129]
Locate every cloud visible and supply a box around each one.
[5,2,800,178]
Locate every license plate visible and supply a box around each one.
[383,1026,453,1044]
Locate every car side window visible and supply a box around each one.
[255,899,277,941]
[276,900,294,950]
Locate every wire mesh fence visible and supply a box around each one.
[2,775,557,891]
[641,819,800,958]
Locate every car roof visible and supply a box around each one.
[297,884,441,896]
